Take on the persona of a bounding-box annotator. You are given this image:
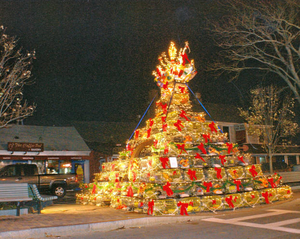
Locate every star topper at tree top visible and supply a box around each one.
[153,41,197,86]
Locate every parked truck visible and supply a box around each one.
[0,164,79,198]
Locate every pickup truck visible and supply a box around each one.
[0,164,79,198]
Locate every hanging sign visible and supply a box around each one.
[8,142,44,152]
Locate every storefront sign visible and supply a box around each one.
[7,142,44,152]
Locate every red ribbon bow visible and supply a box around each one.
[178,86,186,93]
[187,169,197,181]
[159,157,170,169]
[197,143,207,154]
[225,196,235,208]
[161,116,166,123]
[149,118,154,127]
[127,186,133,197]
[174,119,184,131]
[202,134,211,143]
[148,200,154,215]
[147,128,152,138]
[226,143,233,154]
[268,178,277,188]
[177,201,189,215]
[163,81,168,90]
[177,144,187,154]
[135,130,139,139]
[195,153,205,162]
[214,167,223,179]
[234,180,242,191]
[164,147,169,155]
[262,191,272,204]
[162,123,167,132]
[219,155,227,165]
[92,184,97,194]
[208,122,217,133]
[163,182,174,196]
[179,110,190,121]
[249,165,258,177]
[238,156,245,164]
[203,181,213,192]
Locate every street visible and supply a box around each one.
[59,195,300,239]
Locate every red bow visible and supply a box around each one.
[238,156,245,164]
[262,191,272,204]
[226,143,233,154]
[161,116,166,123]
[174,119,184,131]
[177,144,187,154]
[126,144,134,153]
[179,110,190,121]
[187,169,197,181]
[268,178,277,188]
[149,118,154,127]
[115,173,119,182]
[208,122,217,133]
[203,181,213,192]
[135,130,139,139]
[251,194,256,199]
[219,155,227,165]
[249,165,258,177]
[153,140,158,148]
[197,143,207,154]
[178,86,186,93]
[212,199,217,205]
[162,123,167,132]
[161,103,168,114]
[234,180,242,191]
[225,196,235,208]
[127,185,133,197]
[163,182,173,196]
[159,157,170,169]
[202,134,211,143]
[195,153,205,162]
[181,53,191,65]
[147,128,152,138]
[92,184,97,194]
[156,67,162,77]
[214,167,223,179]
[177,201,189,216]
[164,147,169,155]
[163,81,168,90]
[148,200,154,215]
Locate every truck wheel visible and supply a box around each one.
[52,185,66,198]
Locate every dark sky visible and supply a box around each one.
[0,0,259,126]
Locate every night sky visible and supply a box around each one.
[0,1,274,126]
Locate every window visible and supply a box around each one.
[223,126,230,141]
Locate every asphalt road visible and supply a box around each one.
[59,195,300,239]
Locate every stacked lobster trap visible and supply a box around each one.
[76,42,292,215]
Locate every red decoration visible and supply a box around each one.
[135,130,139,139]
[174,119,184,131]
[187,169,197,181]
[177,144,187,154]
[203,181,213,192]
[181,53,191,65]
[208,122,217,133]
[268,178,277,188]
[156,67,162,77]
[126,144,134,153]
[197,143,207,154]
[111,164,116,171]
[219,155,227,165]
[162,123,167,132]
[202,134,211,143]
[115,173,119,182]
[163,182,174,196]
[163,81,168,90]
[225,196,235,208]
[249,165,258,177]
[177,201,189,215]
[127,186,133,197]
[226,143,233,154]
[132,172,137,182]
[153,140,158,148]
[262,191,272,204]
[173,171,177,175]
[251,194,256,199]
[234,180,242,191]
[92,184,97,194]
[164,146,169,155]
[148,200,154,215]
[179,110,190,121]
[212,199,217,205]
[214,167,223,179]
[195,153,205,162]
[178,86,186,93]
[238,156,245,164]
[149,118,154,127]
[147,128,152,138]
[161,103,168,114]
[161,116,166,123]
[159,157,170,169]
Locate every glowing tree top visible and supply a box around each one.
[152,41,197,86]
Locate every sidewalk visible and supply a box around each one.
[1,189,299,239]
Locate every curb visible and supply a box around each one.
[0,215,211,239]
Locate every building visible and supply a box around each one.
[0,125,91,183]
